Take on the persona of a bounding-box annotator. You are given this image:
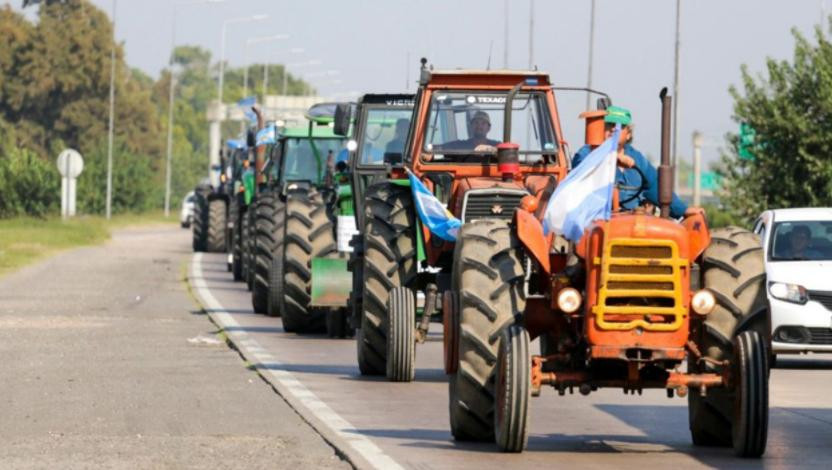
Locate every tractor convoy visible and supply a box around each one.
[191,60,770,458]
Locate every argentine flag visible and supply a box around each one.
[408,171,461,242]
[543,127,620,242]
[256,125,276,146]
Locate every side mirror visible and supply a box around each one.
[333,103,352,136]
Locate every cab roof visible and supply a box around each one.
[768,208,832,222]
[423,69,552,87]
[279,125,342,139]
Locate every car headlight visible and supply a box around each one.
[768,282,808,304]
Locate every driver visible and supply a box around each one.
[783,225,822,259]
[441,110,500,152]
[572,106,694,218]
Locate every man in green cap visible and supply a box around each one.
[572,105,692,218]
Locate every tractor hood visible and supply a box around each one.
[452,178,529,223]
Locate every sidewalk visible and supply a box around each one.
[0,226,349,469]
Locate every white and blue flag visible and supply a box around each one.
[408,171,461,242]
[256,125,276,146]
[543,127,620,242]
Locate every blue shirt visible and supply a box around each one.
[572,144,688,218]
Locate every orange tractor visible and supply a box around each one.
[444,88,769,457]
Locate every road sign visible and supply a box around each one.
[738,122,756,161]
[57,149,84,178]
[56,149,84,218]
[687,171,721,191]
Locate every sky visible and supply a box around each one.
[4,0,827,169]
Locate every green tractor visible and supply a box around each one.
[192,143,233,255]
[226,130,257,282]
[317,95,416,338]
[250,104,349,329]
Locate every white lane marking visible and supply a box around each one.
[191,253,403,470]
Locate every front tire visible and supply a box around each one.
[494,324,530,453]
[449,219,525,442]
[386,287,416,382]
[356,183,416,375]
[732,330,768,457]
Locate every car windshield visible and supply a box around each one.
[421,91,556,163]
[769,220,832,261]
[359,108,413,165]
[280,137,347,185]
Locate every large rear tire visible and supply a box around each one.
[449,219,525,442]
[241,211,251,288]
[192,190,208,252]
[356,183,417,376]
[688,227,768,455]
[232,204,245,281]
[494,324,530,453]
[386,286,416,382]
[252,193,282,314]
[281,188,336,333]
[207,198,227,253]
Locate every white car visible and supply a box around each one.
[753,208,832,360]
[180,191,195,228]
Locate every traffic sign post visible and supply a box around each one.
[56,149,84,219]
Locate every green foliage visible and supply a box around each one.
[0,145,60,218]
[76,140,159,214]
[718,24,832,224]
[0,2,316,218]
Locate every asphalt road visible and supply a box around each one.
[191,243,832,470]
[0,226,348,469]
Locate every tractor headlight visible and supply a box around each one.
[557,288,582,313]
[768,282,808,304]
[691,289,716,315]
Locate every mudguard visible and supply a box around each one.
[515,209,550,274]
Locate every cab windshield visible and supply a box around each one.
[769,221,832,261]
[279,137,347,185]
[359,108,413,165]
[421,91,556,163]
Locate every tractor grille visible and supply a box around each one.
[461,190,527,223]
[593,239,687,332]
[808,291,832,311]
[808,328,832,345]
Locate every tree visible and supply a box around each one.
[717,25,832,223]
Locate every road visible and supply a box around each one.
[0,226,348,469]
[190,238,832,469]
[3,225,829,469]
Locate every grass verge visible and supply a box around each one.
[0,210,178,277]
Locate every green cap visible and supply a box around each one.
[604,106,632,126]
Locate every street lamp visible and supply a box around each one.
[164,0,225,218]
[265,47,304,98]
[218,13,269,104]
[284,59,322,97]
[242,33,289,100]
[105,0,117,219]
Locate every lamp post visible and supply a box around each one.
[105,0,117,220]
[263,47,306,100]
[164,0,225,218]
[209,13,267,189]
[692,131,704,207]
[242,34,289,100]
[284,59,322,98]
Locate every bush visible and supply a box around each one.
[77,141,160,215]
[0,147,60,218]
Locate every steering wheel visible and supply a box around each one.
[617,164,650,205]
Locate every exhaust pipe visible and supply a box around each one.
[658,88,673,218]
[496,82,524,181]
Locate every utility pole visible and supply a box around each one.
[105,0,117,220]
[503,0,509,68]
[586,0,596,110]
[528,0,534,69]
[692,131,703,206]
[672,0,681,188]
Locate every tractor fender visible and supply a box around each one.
[682,212,711,261]
[514,209,550,274]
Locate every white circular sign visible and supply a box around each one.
[57,149,84,178]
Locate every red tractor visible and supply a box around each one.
[444,88,769,457]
